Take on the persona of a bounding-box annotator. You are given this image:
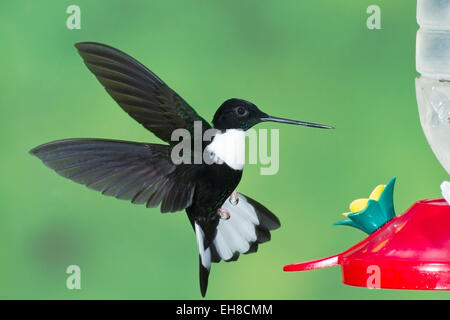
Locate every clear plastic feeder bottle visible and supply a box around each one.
[416,0,450,175]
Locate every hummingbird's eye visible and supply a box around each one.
[235,106,248,117]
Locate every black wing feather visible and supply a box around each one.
[30,139,196,213]
[75,42,211,144]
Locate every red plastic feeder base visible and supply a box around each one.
[284,199,450,290]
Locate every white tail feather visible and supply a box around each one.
[194,193,279,263]
[193,192,280,296]
[195,222,211,270]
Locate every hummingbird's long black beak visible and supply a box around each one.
[260,115,334,129]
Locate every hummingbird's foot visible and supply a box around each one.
[218,208,231,220]
[229,190,239,206]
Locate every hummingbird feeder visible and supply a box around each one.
[284,177,450,290]
[283,0,450,290]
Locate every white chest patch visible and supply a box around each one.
[206,129,245,170]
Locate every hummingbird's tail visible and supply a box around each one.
[193,193,280,297]
[194,222,212,297]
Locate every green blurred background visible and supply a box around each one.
[1,0,448,299]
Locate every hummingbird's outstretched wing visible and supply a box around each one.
[30,139,197,213]
[75,42,211,144]
[192,193,280,296]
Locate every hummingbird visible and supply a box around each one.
[30,42,333,297]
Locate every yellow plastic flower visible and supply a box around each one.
[343,184,385,217]
[336,178,397,234]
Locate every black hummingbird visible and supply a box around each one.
[30,42,333,297]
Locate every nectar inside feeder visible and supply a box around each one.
[283,178,450,290]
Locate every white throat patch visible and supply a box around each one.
[206,129,245,170]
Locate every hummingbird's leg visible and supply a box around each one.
[229,190,239,206]
[218,208,231,220]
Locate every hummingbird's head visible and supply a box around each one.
[213,98,334,131]
[213,99,265,131]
